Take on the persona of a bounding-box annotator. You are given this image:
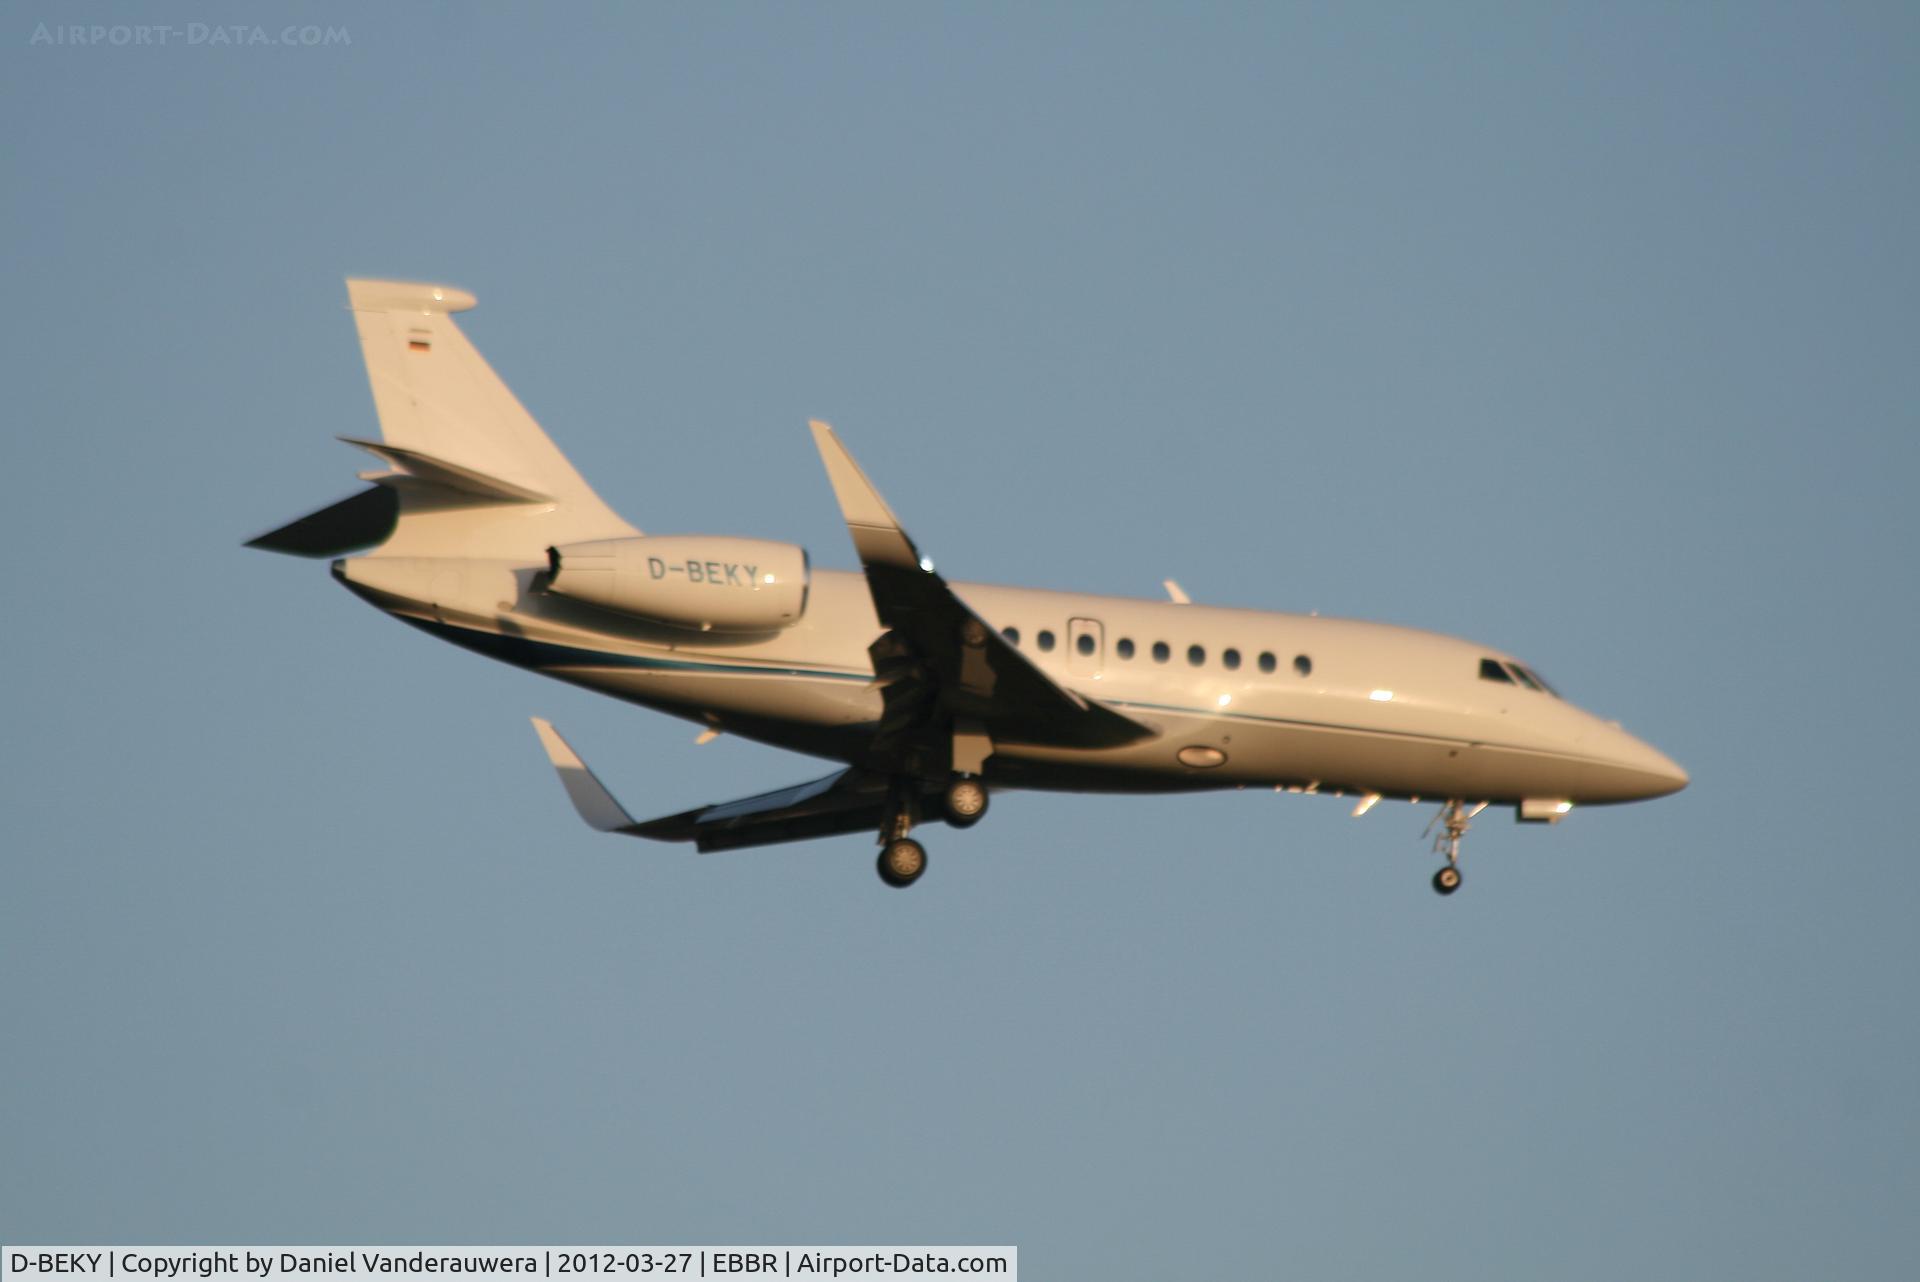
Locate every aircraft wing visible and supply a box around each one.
[809,421,1154,757]
[532,718,912,852]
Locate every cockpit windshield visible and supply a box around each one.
[1516,665,1560,697]
[1479,657,1561,698]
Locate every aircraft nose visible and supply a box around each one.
[1610,729,1689,799]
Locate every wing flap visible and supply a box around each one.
[631,768,893,852]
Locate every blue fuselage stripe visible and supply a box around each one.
[410,617,873,683]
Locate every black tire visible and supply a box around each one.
[944,778,989,828]
[878,838,928,888]
[1432,866,1462,896]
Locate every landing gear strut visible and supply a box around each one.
[1427,799,1486,897]
[876,781,928,888]
[872,775,990,887]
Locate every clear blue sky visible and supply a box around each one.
[3,3,1916,1277]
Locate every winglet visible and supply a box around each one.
[808,420,923,571]
[531,717,640,834]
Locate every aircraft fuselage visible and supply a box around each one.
[335,557,1688,808]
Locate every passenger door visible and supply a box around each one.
[1066,617,1105,677]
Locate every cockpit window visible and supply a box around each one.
[1489,659,1563,698]
[1482,656,1559,694]
[1516,665,1560,698]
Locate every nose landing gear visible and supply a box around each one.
[1427,799,1487,896]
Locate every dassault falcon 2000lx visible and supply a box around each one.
[250,278,1688,896]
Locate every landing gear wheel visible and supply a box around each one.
[943,778,988,828]
[1432,865,1462,896]
[878,838,928,888]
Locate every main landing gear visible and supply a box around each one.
[943,777,988,827]
[1427,799,1487,897]
[878,837,928,888]
[873,776,991,888]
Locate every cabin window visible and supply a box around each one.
[1037,629,1056,652]
[1152,641,1170,664]
[1117,638,1135,660]
[1294,654,1312,677]
[1187,644,1206,667]
[1479,657,1514,684]
[1002,627,1020,647]
[1222,648,1242,671]
[1076,633,1096,656]
[1258,652,1277,674]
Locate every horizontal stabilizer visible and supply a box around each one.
[339,436,553,504]
[245,486,399,557]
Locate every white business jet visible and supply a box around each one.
[251,279,1687,895]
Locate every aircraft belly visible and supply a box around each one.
[547,666,881,727]
[988,718,1432,795]
[1452,742,1679,804]
[991,713,1614,803]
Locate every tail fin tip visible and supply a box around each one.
[346,278,477,314]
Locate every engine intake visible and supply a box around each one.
[546,536,809,632]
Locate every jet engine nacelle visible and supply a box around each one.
[546,536,809,632]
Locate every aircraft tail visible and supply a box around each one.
[251,279,637,560]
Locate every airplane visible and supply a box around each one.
[250,278,1688,896]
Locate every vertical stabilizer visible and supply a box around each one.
[344,278,637,557]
